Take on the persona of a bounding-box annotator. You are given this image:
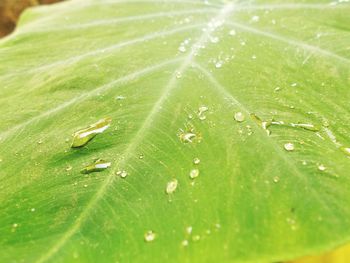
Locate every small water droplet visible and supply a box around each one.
[318,164,326,171]
[186,226,193,235]
[178,45,186,52]
[81,159,111,174]
[193,158,200,165]
[116,95,126,100]
[210,36,219,43]
[139,154,144,159]
[189,169,199,179]
[234,112,245,122]
[144,230,156,242]
[290,83,297,87]
[179,127,201,143]
[30,208,35,212]
[71,117,112,148]
[229,29,236,36]
[176,71,182,79]
[83,184,88,188]
[273,176,280,183]
[192,235,201,242]
[116,170,128,178]
[37,139,43,144]
[166,179,178,194]
[215,61,223,68]
[65,165,72,171]
[284,143,295,152]
[251,15,260,22]
[181,240,189,246]
[13,223,18,228]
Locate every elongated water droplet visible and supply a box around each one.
[234,112,245,122]
[71,117,112,148]
[189,169,199,179]
[192,235,201,241]
[144,231,156,242]
[166,179,178,194]
[182,240,189,247]
[290,123,319,131]
[81,159,111,174]
[341,147,350,157]
[284,143,295,152]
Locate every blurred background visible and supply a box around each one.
[0,0,349,262]
[0,0,63,37]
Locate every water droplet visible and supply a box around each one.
[65,165,72,171]
[341,147,350,157]
[193,157,200,165]
[83,184,88,188]
[290,83,297,87]
[176,71,182,79]
[273,176,280,183]
[198,106,208,115]
[71,117,112,148]
[30,208,35,212]
[166,179,178,194]
[178,45,186,53]
[284,143,295,152]
[189,169,199,179]
[81,159,111,174]
[214,60,223,68]
[179,127,201,143]
[290,123,319,132]
[116,95,126,100]
[144,230,156,242]
[234,112,245,122]
[251,15,260,22]
[37,139,43,144]
[186,226,193,234]
[318,164,326,171]
[139,154,144,159]
[12,223,18,228]
[116,170,128,178]
[229,29,236,36]
[252,55,257,59]
[192,235,201,241]
[210,36,219,43]
[181,240,189,247]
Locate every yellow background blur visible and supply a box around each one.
[291,244,350,263]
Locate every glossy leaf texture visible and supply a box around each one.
[0,0,350,262]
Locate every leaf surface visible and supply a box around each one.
[1,0,350,262]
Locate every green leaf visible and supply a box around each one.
[1,0,350,262]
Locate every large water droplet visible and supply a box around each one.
[81,159,111,174]
[166,179,178,194]
[71,117,112,148]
